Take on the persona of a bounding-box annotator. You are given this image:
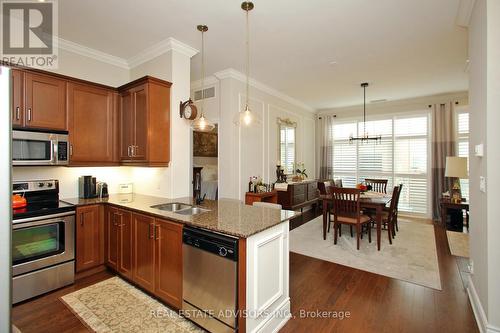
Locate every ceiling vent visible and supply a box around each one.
[194,86,216,101]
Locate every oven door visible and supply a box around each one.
[12,212,75,276]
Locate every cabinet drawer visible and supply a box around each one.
[292,194,306,205]
[307,182,318,200]
[292,184,306,196]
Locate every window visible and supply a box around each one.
[279,120,296,175]
[456,109,469,200]
[330,113,430,215]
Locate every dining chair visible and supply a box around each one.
[364,178,388,193]
[331,187,372,250]
[393,183,403,233]
[381,186,400,244]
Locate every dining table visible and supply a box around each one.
[320,190,392,251]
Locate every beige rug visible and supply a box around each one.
[446,231,470,258]
[61,277,205,333]
[290,217,442,290]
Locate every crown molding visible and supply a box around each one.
[456,0,476,27]
[56,37,198,70]
[128,37,198,68]
[55,37,130,69]
[191,75,219,90]
[213,68,315,113]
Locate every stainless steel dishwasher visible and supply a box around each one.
[183,226,238,333]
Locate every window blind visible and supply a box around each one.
[456,111,469,200]
[331,113,430,215]
[280,126,295,175]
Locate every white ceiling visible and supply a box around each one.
[59,0,468,110]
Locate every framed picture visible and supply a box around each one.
[193,128,218,157]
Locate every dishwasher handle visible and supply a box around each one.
[183,227,238,261]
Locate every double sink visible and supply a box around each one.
[150,202,210,216]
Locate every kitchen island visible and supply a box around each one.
[63,193,297,333]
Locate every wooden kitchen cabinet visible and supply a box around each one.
[76,205,103,272]
[154,218,183,308]
[24,72,67,130]
[132,213,156,293]
[106,206,133,279]
[11,69,24,127]
[119,76,172,166]
[67,82,118,166]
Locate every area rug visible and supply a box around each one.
[290,216,442,290]
[61,277,204,333]
[446,230,470,258]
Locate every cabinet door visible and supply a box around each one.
[118,209,133,279]
[24,72,66,130]
[68,83,115,164]
[12,69,24,127]
[133,213,155,293]
[76,205,101,272]
[105,207,119,271]
[154,219,183,308]
[132,86,148,161]
[120,91,134,161]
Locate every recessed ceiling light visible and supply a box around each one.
[329,61,337,65]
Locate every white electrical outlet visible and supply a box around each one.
[480,176,486,193]
[468,260,474,275]
[474,143,484,157]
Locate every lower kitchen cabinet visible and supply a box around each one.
[154,218,183,308]
[76,205,103,272]
[105,207,183,309]
[132,213,156,293]
[105,206,133,279]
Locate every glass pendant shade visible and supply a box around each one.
[192,113,215,132]
[233,104,261,126]
[191,24,215,132]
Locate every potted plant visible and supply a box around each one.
[294,162,308,181]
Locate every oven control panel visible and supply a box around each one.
[13,180,58,193]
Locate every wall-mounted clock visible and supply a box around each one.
[179,99,198,120]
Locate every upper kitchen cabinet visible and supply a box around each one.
[11,69,24,127]
[67,82,119,166]
[119,76,172,166]
[24,72,67,130]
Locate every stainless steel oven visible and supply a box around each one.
[12,130,69,166]
[12,211,75,304]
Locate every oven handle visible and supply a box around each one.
[13,211,75,225]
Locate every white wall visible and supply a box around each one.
[13,46,194,200]
[192,69,316,200]
[468,0,500,331]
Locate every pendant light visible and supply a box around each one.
[234,1,261,126]
[349,82,381,143]
[192,25,215,132]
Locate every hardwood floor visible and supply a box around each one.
[12,217,478,333]
[281,221,479,333]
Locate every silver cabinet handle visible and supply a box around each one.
[127,145,132,157]
[134,146,138,156]
[131,145,136,157]
[27,108,32,122]
[15,107,20,120]
[69,144,73,156]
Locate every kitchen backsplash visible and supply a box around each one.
[13,166,133,199]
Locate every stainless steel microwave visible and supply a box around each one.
[12,130,69,166]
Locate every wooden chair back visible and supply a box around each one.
[331,187,361,219]
[386,186,400,223]
[365,178,388,193]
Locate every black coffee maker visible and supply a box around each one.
[79,176,97,199]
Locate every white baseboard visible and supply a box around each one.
[254,297,291,333]
[466,275,500,333]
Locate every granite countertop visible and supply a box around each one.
[62,194,298,238]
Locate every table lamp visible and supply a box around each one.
[445,156,468,203]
